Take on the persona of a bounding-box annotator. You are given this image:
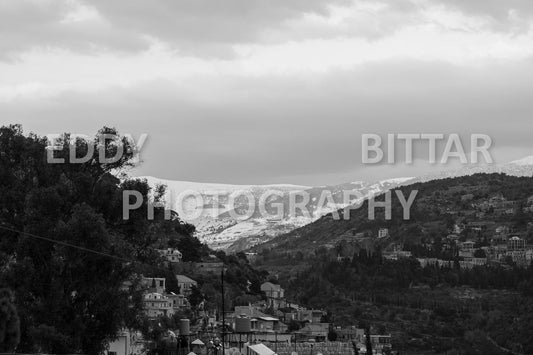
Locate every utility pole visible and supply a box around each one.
[221,268,226,355]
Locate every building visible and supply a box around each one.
[336,327,359,342]
[253,316,286,332]
[508,236,526,251]
[234,305,268,319]
[167,292,189,310]
[157,248,182,264]
[247,343,276,355]
[527,249,533,266]
[261,282,286,309]
[141,277,166,294]
[460,257,487,269]
[507,250,528,266]
[383,250,412,260]
[495,225,510,235]
[378,228,389,239]
[143,293,174,318]
[417,258,453,268]
[295,323,329,341]
[459,241,475,257]
[354,329,392,353]
[176,274,197,296]
[297,309,324,323]
[105,329,144,355]
[261,282,284,299]
[231,306,286,332]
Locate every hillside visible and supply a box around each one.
[140,176,414,251]
[253,173,533,264]
[250,173,533,354]
[139,157,533,253]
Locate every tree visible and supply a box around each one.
[327,329,338,342]
[365,326,372,355]
[474,249,486,258]
[164,266,180,294]
[188,285,204,309]
[0,289,20,352]
[0,125,197,354]
[287,320,301,332]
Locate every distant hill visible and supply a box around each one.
[252,173,533,258]
[137,156,533,252]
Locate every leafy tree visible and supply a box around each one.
[0,125,196,354]
[287,320,301,332]
[327,329,338,341]
[188,285,204,309]
[365,326,372,355]
[474,249,486,258]
[0,289,20,352]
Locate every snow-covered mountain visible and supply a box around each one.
[137,155,533,252]
[509,155,533,166]
[137,176,415,251]
[416,156,533,182]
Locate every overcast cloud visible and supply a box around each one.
[1,0,533,185]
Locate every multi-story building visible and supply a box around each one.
[507,236,526,251]
[143,292,174,318]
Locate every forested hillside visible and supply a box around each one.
[255,173,533,259]
[251,173,533,354]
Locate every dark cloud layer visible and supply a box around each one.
[2,0,533,59]
[3,0,533,184]
[0,0,351,58]
[4,59,533,185]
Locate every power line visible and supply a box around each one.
[0,223,132,263]
[0,223,216,291]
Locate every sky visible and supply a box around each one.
[2,0,533,185]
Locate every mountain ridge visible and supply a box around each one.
[136,156,533,252]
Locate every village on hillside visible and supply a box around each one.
[109,248,393,355]
[331,191,533,270]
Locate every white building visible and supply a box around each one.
[106,329,145,355]
[378,228,389,239]
[143,292,174,318]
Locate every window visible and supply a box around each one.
[108,351,117,355]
